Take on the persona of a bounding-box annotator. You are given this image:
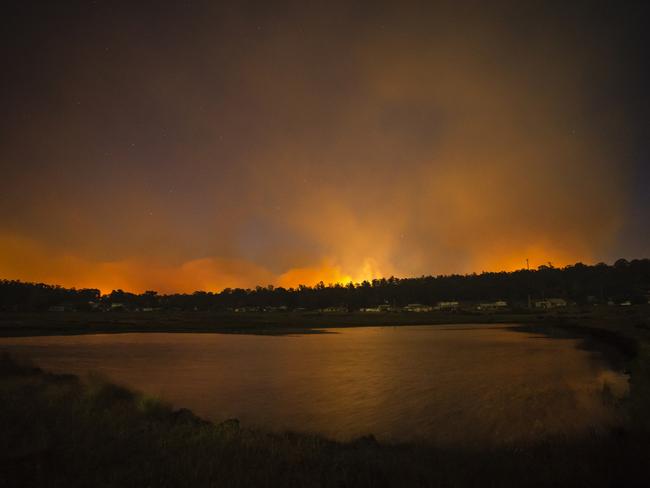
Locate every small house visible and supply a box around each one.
[477,301,508,311]
[403,303,434,312]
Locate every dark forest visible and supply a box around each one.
[2,259,648,312]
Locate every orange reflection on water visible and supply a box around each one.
[0,325,628,446]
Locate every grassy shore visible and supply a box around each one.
[1,306,650,486]
[0,309,538,337]
[1,304,648,337]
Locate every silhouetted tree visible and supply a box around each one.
[1,259,649,312]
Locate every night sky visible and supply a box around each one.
[1,1,648,293]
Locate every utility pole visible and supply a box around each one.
[526,258,531,309]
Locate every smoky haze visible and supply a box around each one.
[0,1,643,293]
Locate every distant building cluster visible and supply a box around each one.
[43,295,650,314]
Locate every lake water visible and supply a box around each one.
[0,325,629,446]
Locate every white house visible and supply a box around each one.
[403,303,434,312]
[360,307,382,312]
[436,301,460,311]
[477,301,508,311]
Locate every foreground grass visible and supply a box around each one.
[1,354,650,487]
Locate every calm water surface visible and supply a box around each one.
[0,325,629,445]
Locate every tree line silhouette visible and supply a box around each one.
[1,259,648,312]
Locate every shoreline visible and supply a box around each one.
[2,307,650,486]
[1,308,646,370]
[0,304,647,336]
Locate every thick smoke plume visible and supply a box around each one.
[0,2,635,292]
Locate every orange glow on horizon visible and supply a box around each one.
[0,230,599,294]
